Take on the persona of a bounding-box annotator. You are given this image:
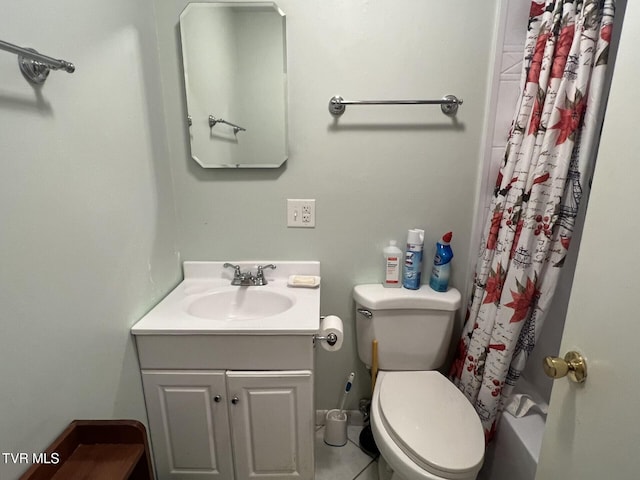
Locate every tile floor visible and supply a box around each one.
[315,424,379,480]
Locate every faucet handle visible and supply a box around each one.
[257,264,276,273]
[255,264,276,285]
[224,263,248,285]
[223,263,242,276]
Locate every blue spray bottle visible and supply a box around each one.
[429,232,453,292]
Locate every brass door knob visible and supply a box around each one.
[543,351,587,383]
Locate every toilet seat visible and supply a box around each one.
[376,371,484,480]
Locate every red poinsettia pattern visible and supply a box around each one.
[483,263,506,305]
[527,32,550,84]
[550,90,587,145]
[451,0,615,443]
[551,26,574,79]
[505,274,541,323]
[530,1,545,18]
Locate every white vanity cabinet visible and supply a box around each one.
[132,261,322,480]
[136,335,315,480]
[142,370,234,479]
[227,370,313,480]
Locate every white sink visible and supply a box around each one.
[131,261,320,335]
[187,288,295,321]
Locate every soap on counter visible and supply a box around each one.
[288,275,320,288]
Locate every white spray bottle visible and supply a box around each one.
[403,228,425,290]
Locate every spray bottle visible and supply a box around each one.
[402,228,425,290]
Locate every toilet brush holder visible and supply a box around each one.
[324,409,348,446]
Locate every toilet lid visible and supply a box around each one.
[378,371,484,478]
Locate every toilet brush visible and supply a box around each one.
[337,372,355,413]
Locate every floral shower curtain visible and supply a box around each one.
[450,0,615,441]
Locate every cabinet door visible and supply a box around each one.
[142,370,234,480]
[227,370,314,480]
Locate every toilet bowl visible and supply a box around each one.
[371,371,484,480]
[353,284,485,480]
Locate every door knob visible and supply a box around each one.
[231,396,239,405]
[543,351,587,383]
[213,395,222,403]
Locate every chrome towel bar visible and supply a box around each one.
[0,39,75,85]
[328,94,463,117]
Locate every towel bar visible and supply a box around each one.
[328,94,463,116]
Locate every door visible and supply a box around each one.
[536,4,640,478]
[141,370,234,480]
[226,370,314,480]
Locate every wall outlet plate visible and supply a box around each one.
[287,199,316,228]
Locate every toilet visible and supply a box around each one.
[354,284,484,480]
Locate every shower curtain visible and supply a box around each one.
[450,0,615,441]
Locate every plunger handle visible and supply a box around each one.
[371,340,379,394]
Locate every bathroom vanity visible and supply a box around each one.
[132,262,320,480]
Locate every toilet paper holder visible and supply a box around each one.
[314,315,338,346]
[315,332,338,346]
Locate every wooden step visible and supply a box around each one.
[19,420,153,480]
[50,444,144,480]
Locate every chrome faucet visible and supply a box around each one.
[223,263,276,286]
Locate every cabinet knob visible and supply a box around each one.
[213,395,222,403]
[231,396,239,405]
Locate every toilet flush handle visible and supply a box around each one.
[357,308,372,319]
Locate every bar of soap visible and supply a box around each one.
[288,275,320,288]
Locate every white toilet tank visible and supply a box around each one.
[353,284,461,371]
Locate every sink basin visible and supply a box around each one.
[187,289,295,321]
[131,261,320,335]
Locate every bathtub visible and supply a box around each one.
[477,406,546,480]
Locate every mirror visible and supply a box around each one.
[180,3,288,168]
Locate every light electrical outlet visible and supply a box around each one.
[287,199,316,228]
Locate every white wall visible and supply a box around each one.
[0,1,179,477]
[154,0,501,409]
